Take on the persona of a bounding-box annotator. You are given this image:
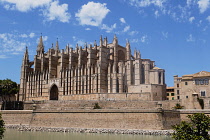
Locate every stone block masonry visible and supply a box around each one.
[0,109,180,130]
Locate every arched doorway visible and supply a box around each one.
[50,85,58,100]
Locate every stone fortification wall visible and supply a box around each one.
[26,93,153,102]
[24,100,160,110]
[30,110,164,130]
[0,110,32,125]
[159,100,181,110]
[0,109,181,130]
[161,110,180,129]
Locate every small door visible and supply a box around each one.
[50,85,58,100]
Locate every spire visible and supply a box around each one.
[37,34,44,55]
[76,44,79,53]
[56,38,59,51]
[24,46,29,60]
[100,35,103,46]
[84,42,87,48]
[78,46,82,67]
[22,46,29,67]
[103,37,107,46]
[134,49,138,59]
[25,46,28,55]
[113,34,118,45]
[126,39,131,60]
[126,39,130,48]
[137,50,141,58]
[94,40,97,47]
[65,44,69,53]
[89,44,92,49]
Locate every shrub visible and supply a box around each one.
[0,113,5,139]
[172,103,184,110]
[93,103,101,109]
[172,113,210,140]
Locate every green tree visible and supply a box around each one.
[0,79,19,101]
[0,113,5,139]
[172,113,210,140]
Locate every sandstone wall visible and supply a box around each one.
[27,93,153,102]
[0,109,181,130]
[0,110,32,125]
[24,100,160,110]
[1,108,209,131]
[30,110,164,130]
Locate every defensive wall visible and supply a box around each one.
[2,109,210,130]
[1,109,180,130]
[26,93,157,102]
[1,100,209,131]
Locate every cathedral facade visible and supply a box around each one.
[19,35,166,101]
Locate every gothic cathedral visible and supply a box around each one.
[19,35,166,101]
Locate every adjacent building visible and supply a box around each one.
[174,71,210,109]
[166,87,175,100]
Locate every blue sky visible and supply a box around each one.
[0,0,210,86]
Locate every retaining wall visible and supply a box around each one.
[1,109,180,130]
[1,109,208,130]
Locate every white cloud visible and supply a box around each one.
[155,10,159,18]
[19,32,35,38]
[162,31,168,39]
[20,34,28,38]
[72,36,77,42]
[36,36,48,44]
[1,0,70,23]
[120,18,126,23]
[129,0,166,8]
[3,4,15,10]
[29,33,35,38]
[43,0,70,23]
[126,0,203,23]
[187,0,197,7]
[130,38,139,43]
[0,33,27,54]
[75,2,110,26]
[42,36,48,42]
[187,0,192,6]
[186,34,195,42]
[1,0,52,12]
[101,23,117,33]
[85,28,91,30]
[141,35,148,43]
[72,36,85,46]
[206,16,210,22]
[128,31,139,36]
[197,0,210,13]
[77,40,85,46]
[123,25,130,32]
[0,55,8,59]
[189,16,195,23]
